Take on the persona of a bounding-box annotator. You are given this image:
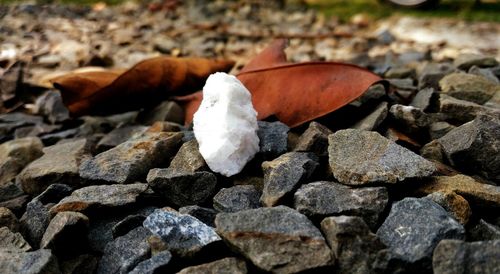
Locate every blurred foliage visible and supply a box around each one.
[308,0,500,22]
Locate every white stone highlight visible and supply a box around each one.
[193,72,259,177]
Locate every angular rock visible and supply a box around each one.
[178,206,218,227]
[294,181,388,228]
[96,227,152,274]
[376,197,465,271]
[390,104,433,132]
[261,152,318,207]
[385,67,414,79]
[353,102,388,131]
[428,121,455,140]
[215,206,333,273]
[0,137,44,186]
[328,129,436,185]
[143,208,221,257]
[439,73,499,104]
[128,250,172,274]
[213,185,261,213]
[410,87,439,112]
[193,73,259,177]
[147,168,217,207]
[0,194,29,217]
[469,66,500,84]
[468,219,500,241]
[437,115,500,182]
[138,100,184,125]
[17,138,91,195]
[0,249,60,274]
[0,181,24,203]
[439,94,500,123]
[416,175,500,208]
[454,53,498,70]
[256,121,289,160]
[294,121,332,156]
[95,125,147,153]
[50,183,149,214]
[418,62,454,90]
[320,216,386,274]
[40,212,89,256]
[169,139,207,173]
[426,191,471,225]
[0,206,19,232]
[111,214,146,238]
[433,240,500,274]
[0,226,32,252]
[79,132,183,184]
[14,124,61,139]
[177,257,247,274]
[388,78,417,91]
[33,90,70,124]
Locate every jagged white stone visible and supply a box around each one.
[193,72,259,177]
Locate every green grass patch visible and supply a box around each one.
[308,0,500,22]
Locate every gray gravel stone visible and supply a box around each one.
[426,191,471,225]
[79,132,183,184]
[143,208,221,257]
[469,66,500,84]
[321,216,386,274]
[257,121,289,160]
[410,87,439,112]
[468,219,500,241]
[0,249,60,274]
[95,125,147,153]
[294,121,332,156]
[328,129,435,185]
[177,257,247,274]
[147,168,217,207]
[389,104,433,132]
[454,53,498,70]
[261,152,318,207]
[438,115,500,182]
[96,226,152,274]
[178,206,218,227]
[213,185,261,213]
[418,62,454,90]
[353,102,388,131]
[294,181,388,228]
[138,100,184,125]
[0,226,32,252]
[50,183,149,214]
[33,90,70,124]
[0,206,19,232]
[433,239,500,274]
[0,137,44,186]
[439,94,500,123]
[128,250,172,274]
[215,206,333,273]
[111,214,146,238]
[439,73,499,104]
[428,121,455,140]
[169,139,207,172]
[377,197,465,271]
[17,138,91,195]
[40,212,89,256]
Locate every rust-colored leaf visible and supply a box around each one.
[51,56,234,116]
[180,39,385,127]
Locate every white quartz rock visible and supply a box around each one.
[193,72,259,177]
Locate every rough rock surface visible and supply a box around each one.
[416,175,500,208]
[168,139,207,172]
[410,87,439,112]
[433,240,500,274]
[178,206,218,227]
[97,226,152,274]
[294,121,332,156]
[215,206,333,273]
[80,132,183,184]
[0,206,19,232]
[468,219,500,241]
[213,185,261,213]
[95,125,147,153]
[454,53,499,70]
[147,168,217,207]
[321,216,386,274]
[328,129,436,185]
[177,257,248,274]
[0,227,32,252]
[437,115,500,182]
[128,250,172,274]
[50,183,149,214]
[193,73,259,177]
[353,102,388,131]
[439,73,499,104]
[40,211,89,255]
[426,191,471,225]
[377,197,465,271]
[294,181,388,228]
[439,94,500,123]
[143,208,221,257]
[0,137,44,186]
[0,249,60,274]
[261,152,318,207]
[256,121,289,160]
[17,138,91,195]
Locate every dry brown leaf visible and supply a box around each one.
[51,56,235,116]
